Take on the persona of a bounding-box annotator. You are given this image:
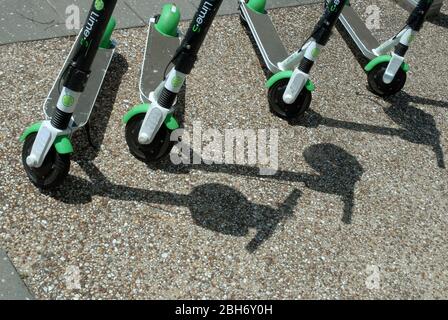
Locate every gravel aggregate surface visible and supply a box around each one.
[0,1,447,299]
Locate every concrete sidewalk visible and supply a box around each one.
[0,250,34,300]
[0,0,321,45]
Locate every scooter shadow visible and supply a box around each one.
[289,91,446,169]
[44,143,362,252]
[46,161,301,253]
[148,143,363,224]
[428,11,448,29]
[70,52,129,162]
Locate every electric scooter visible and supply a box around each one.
[337,0,435,96]
[123,0,224,162]
[20,0,118,189]
[239,0,347,119]
[122,3,182,162]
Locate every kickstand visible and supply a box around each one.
[84,121,98,151]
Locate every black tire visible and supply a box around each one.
[268,78,312,119]
[125,113,174,162]
[22,133,70,189]
[367,62,407,97]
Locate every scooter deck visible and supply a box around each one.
[139,19,181,104]
[339,5,380,60]
[43,35,115,128]
[239,1,288,73]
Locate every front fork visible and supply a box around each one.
[280,41,322,104]
[278,0,345,104]
[373,0,433,83]
[375,27,416,84]
[138,69,186,144]
[26,0,117,168]
[138,0,224,145]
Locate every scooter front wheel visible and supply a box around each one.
[125,114,174,162]
[367,62,407,97]
[268,79,312,119]
[22,133,70,189]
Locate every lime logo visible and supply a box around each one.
[80,37,90,48]
[171,76,183,88]
[408,34,415,44]
[329,0,341,12]
[311,47,320,58]
[95,0,104,11]
[62,95,75,108]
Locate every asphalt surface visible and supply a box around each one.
[0,1,447,299]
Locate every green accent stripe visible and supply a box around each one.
[165,114,179,130]
[305,79,315,92]
[20,122,42,142]
[123,103,179,130]
[364,55,410,73]
[54,136,73,154]
[20,122,73,154]
[123,104,149,124]
[266,71,315,92]
[100,17,116,49]
[266,71,293,88]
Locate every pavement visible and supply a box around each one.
[0,0,321,45]
[0,250,34,299]
[0,0,447,299]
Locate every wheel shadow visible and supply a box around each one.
[45,143,363,253]
[289,91,446,169]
